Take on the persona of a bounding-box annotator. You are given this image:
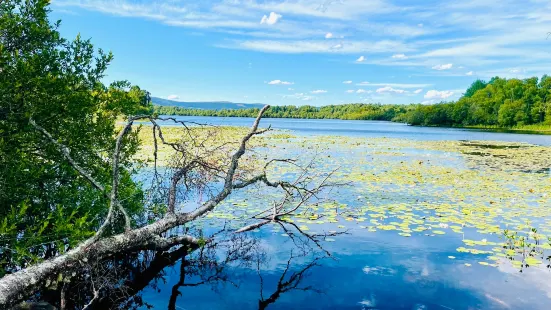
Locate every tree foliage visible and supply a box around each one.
[0,0,152,274]
[402,76,551,127]
[155,76,551,130]
[154,103,413,121]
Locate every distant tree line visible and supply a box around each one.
[155,103,414,121]
[154,75,551,129]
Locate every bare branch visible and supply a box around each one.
[97,115,150,236]
[181,105,271,222]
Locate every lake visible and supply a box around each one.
[135,116,551,310]
[148,116,551,146]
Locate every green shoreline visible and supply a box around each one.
[149,112,551,135]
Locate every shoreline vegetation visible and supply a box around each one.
[154,75,551,134]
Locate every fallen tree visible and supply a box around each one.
[0,105,339,308]
[0,1,340,307]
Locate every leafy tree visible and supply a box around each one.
[464,79,488,98]
[397,75,551,129]
[0,0,152,274]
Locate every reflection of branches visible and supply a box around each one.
[258,252,325,310]
[3,102,344,307]
[168,233,262,310]
[235,159,348,234]
[87,246,191,309]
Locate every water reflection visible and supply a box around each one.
[19,117,551,309]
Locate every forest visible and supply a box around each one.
[404,77,551,128]
[154,103,413,121]
[155,76,551,130]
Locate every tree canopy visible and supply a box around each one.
[154,103,413,121]
[404,76,551,127]
[0,0,152,274]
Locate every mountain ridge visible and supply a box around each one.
[151,97,266,110]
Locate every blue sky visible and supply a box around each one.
[50,0,551,106]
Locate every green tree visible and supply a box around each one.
[0,0,151,274]
[464,79,488,98]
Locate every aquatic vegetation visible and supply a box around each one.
[135,126,551,270]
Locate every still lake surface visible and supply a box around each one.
[149,116,551,146]
[138,116,551,310]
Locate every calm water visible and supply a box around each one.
[136,117,551,310]
[150,116,551,146]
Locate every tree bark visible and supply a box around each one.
[0,106,272,308]
[0,215,197,308]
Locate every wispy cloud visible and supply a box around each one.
[267,79,294,85]
[376,86,406,94]
[260,12,282,25]
[432,63,453,70]
[356,82,432,88]
[167,94,180,100]
[391,53,408,59]
[284,92,315,101]
[310,89,328,94]
[51,0,551,105]
[343,80,353,84]
[218,39,411,54]
[424,90,454,100]
[356,89,373,94]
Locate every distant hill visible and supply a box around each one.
[151,97,266,110]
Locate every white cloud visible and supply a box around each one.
[356,82,431,88]
[260,12,282,25]
[52,0,551,70]
[414,89,423,94]
[392,53,408,59]
[167,94,180,100]
[346,90,355,93]
[424,90,454,100]
[343,80,353,84]
[283,92,315,101]
[267,79,294,85]
[432,63,453,70]
[288,87,294,90]
[356,89,373,94]
[213,39,414,54]
[310,89,327,94]
[51,0,551,97]
[325,32,333,39]
[376,86,406,94]
[356,55,366,62]
[466,71,474,76]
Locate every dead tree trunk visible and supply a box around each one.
[0,105,339,308]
